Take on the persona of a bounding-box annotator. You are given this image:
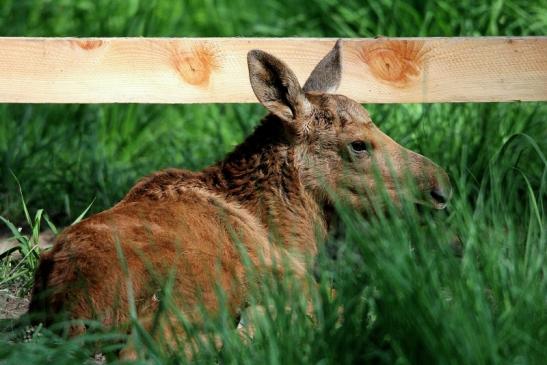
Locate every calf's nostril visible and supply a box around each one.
[430,187,447,205]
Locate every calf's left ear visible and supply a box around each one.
[247,49,308,122]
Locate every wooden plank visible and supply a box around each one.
[0,37,545,103]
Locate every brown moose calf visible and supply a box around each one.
[29,40,452,354]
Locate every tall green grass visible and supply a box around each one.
[1,136,544,363]
[0,0,546,364]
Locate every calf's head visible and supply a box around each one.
[247,40,452,212]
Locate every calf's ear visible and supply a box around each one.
[303,39,342,93]
[247,50,308,122]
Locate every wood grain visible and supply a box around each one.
[0,37,545,103]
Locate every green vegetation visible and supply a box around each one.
[1,0,546,364]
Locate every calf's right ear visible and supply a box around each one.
[303,39,342,93]
[247,50,308,122]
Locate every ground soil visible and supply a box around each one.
[0,230,55,320]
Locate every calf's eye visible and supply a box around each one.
[349,140,369,155]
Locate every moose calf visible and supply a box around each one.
[29,40,452,355]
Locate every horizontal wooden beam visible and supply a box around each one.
[0,37,545,104]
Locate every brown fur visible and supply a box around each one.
[29,41,452,353]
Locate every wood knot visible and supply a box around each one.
[358,40,428,88]
[73,39,104,50]
[169,42,220,87]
